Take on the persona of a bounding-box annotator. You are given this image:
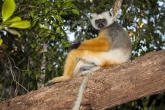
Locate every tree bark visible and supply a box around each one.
[1,50,165,110]
[37,43,48,89]
[112,0,123,21]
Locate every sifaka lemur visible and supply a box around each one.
[47,11,132,110]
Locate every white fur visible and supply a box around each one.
[90,11,114,30]
[72,72,91,110]
[72,60,93,77]
[81,49,131,67]
[71,49,131,110]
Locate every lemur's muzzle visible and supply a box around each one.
[98,23,104,28]
[95,19,107,29]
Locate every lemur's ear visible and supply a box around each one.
[90,13,96,19]
[90,15,93,19]
[109,11,113,17]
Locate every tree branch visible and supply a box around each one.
[1,50,165,110]
[112,0,123,21]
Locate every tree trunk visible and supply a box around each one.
[37,43,48,88]
[1,50,165,110]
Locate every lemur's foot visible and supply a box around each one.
[45,80,61,86]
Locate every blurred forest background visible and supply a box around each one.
[0,0,165,109]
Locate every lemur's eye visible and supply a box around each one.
[95,20,99,24]
[101,19,106,23]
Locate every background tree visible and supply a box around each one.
[0,0,165,109]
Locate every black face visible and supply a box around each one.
[95,19,107,29]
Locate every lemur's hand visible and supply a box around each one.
[69,42,81,51]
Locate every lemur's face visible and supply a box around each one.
[90,11,114,30]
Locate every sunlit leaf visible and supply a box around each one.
[31,20,37,27]
[64,43,69,48]
[2,16,21,26]
[42,0,47,3]
[56,27,61,33]
[9,20,31,29]
[2,0,16,21]
[30,9,35,18]
[39,23,43,28]
[63,2,74,8]
[43,26,49,29]
[72,9,79,15]
[60,11,68,15]
[55,15,62,22]
[4,28,21,37]
[48,64,52,71]
[6,16,21,22]
[51,35,56,40]
[30,43,36,48]
[64,0,74,3]
[61,31,65,36]
[0,38,3,45]
[45,8,49,14]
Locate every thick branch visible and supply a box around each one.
[112,0,123,21]
[1,50,165,110]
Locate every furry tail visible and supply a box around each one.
[72,73,91,110]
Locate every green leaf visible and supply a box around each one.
[5,28,21,37]
[42,0,47,3]
[63,2,74,8]
[45,8,49,15]
[47,63,52,71]
[30,9,35,18]
[43,26,49,29]
[55,15,62,22]
[30,43,36,48]
[9,20,31,29]
[0,38,3,45]
[72,9,79,15]
[2,16,22,26]
[39,23,43,28]
[60,11,68,15]
[51,35,56,40]
[64,0,74,3]
[61,31,65,36]
[6,16,21,22]
[64,43,69,48]
[56,27,61,33]
[31,20,37,27]
[2,0,16,21]
[146,0,150,7]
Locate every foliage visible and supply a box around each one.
[0,0,80,98]
[0,0,30,43]
[121,0,165,58]
[0,0,165,109]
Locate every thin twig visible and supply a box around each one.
[3,51,29,93]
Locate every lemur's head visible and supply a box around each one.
[90,11,114,30]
